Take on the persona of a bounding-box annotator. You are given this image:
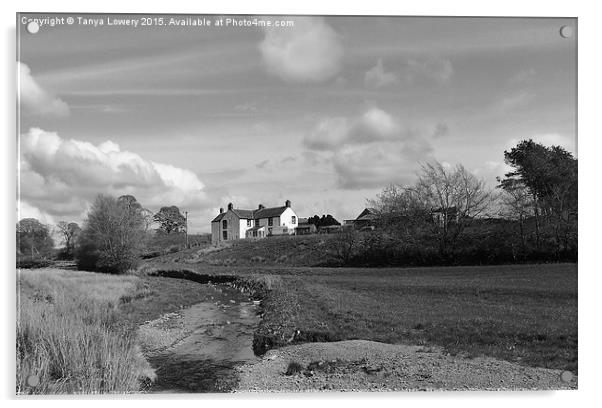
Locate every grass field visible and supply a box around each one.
[146,260,578,373]
[254,263,578,372]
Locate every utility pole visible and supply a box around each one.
[185,211,189,249]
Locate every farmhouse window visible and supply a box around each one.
[222,220,227,229]
[247,219,252,227]
[222,231,227,240]
[268,228,273,235]
[268,217,273,226]
[292,216,296,224]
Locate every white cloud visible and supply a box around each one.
[364,58,398,88]
[19,128,209,226]
[333,140,433,189]
[18,62,70,117]
[259,17,343,82]
[303,107,407,151]
[303,107,434,189]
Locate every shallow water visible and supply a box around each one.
[144,284,260,393]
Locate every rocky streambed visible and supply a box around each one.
[137,282,260,393]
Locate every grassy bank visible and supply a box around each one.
[145,262,577,373]
[16,268,219,394]
[16,269,153,394]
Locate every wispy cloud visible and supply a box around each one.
[364,58,398,88]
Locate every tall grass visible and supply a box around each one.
[16,269,155,394]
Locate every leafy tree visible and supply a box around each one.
[499,139,577,254]
[154,206,186,234]
[16,218,54,258]
[76,194,147,274]
[307,214,341,227]
[56,221,81,258]
[118,195,154,231]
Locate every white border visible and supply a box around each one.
[2,1,599,407]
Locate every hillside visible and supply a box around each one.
[149,234,340,267]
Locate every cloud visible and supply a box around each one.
[402,57,454,84]
[432,122,450,138]
[259,17,343,82]
[303,106,434,189]
[19,128,209,225]
[333,139,433,189]
[18,62,70,117]
[303,107,405,151]
[493,91,535,113]
[365,58,398,88]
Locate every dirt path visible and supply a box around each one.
[234,340,577,392]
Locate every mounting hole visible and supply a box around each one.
[26,21,40,34]
[560,370,573,383]
[559,25,573,39]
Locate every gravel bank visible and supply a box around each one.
[235,340,577,392]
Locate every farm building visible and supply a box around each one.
[344,208,378,231]
[295,218,317,235]
[211,200,298,245]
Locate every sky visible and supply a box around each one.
[17,14,577,233]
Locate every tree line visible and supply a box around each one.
[16,197,193,273]
[333,139,577,266]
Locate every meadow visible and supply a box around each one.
[251,263,578,372]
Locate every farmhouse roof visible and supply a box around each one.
[254,206,288,219]
[211,205,290,223]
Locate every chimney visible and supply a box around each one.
[285,199,291,208]
[219,207,224,214]
[227,202,233,211]
[258,204,265,210]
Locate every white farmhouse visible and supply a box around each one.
[211,200,298,245]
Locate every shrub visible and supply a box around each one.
[75,195,147,274]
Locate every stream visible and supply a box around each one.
[140,283,260,393]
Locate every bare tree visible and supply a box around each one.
[498,181,534,256]
[409,162,494,257]
[56,221,81,258]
